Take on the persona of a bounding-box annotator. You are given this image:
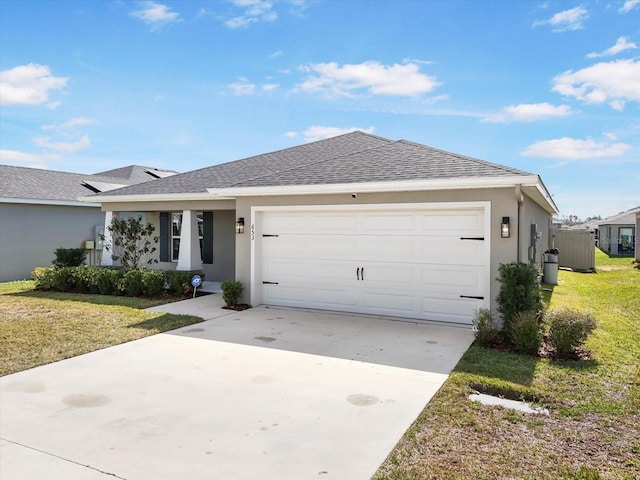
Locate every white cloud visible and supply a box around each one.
[130,1,180,29]
[270,50,283,58]
[262,83,279,91]
[619,0,640,13]
[295,61,440,98]
[0,64,68,107]
[288,125,376,142]
[533,6,588,32]
[483,103,572,123]
[41,117,99,130]
[225,0,277,28]
[587,36,638,58]
[229,79,256,95]
[552,59,640,110]
[521,137,630,160]
[33,134,92,154]
[0,149,58,169]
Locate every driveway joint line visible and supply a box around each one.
[1,437,128,479]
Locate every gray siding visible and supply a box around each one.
[0,203,104,282]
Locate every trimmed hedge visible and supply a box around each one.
[32,266,203,298]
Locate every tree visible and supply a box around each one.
[103,216,158,268]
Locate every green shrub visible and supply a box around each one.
[95,268,124,295]
[547,309,597,358]
[165,270,203,295]
[496,262,542,335]
[52,267,75,292]
[142,269,165,296]
[32,267,55,290]
[509,311,542,355]
[53,248,86,268]
[221,279,243,306]
[121,269,145,297]
[71,266,101,294]
[472,308,499,347]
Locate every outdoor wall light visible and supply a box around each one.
[501,216,511,238]
[235,217,245,234]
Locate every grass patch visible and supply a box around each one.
[0,281,202,376]
[374,250,640,480]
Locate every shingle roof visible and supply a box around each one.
[599,206,640,226]
[94,132,532,197]
[94,165,177,183]
[0,164,174,202]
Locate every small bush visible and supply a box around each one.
[509,311,542,355]
[72,266,101,294]
[32,267,55,290]
[221,279,243,306]
[142,269,165,297]
[496,262,542,335]
[165,270,203,296]
[53,248,86,268]
[53,267,75,292]
[472,308,499,347]
[95,268,125,295]
[121,269,145,297]
[547,309,597,358]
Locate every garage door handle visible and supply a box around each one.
[356,267,360,281]
[460,295,484,300]
[263,281,279,285]
[460,237,485,241]
[361,267,364,281]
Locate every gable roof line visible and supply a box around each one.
[225,134,394,188]
[396,139,529,175]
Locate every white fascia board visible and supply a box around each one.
[0,197,100,207]
[78,192,231,204]
[208,175,542,197]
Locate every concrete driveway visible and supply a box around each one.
[0,294,474,480]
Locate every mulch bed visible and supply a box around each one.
[222,304,252,311]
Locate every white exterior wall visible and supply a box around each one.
[233,187,544,317]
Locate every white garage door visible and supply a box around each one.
[258,205,488,324]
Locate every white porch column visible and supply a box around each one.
[100,211,114,266]
[176,210,202,271]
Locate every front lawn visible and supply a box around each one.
[374,251,639,480]
[0,281,203,376]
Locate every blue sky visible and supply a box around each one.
[1,0,639,219]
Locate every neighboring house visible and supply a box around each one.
[598,206,640,256]
[636,212,640,263]
[86,132,558,325]
[0,165,176,282]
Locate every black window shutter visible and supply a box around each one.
[202,212,214,264]
[159,212,170,262]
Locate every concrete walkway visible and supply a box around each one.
[1,294,474,480]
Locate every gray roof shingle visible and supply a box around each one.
[93,132,532,198]
[0,164,175,202]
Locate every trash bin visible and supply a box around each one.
[543,248,559,285]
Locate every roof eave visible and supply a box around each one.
[1,197,101,207]
[79,192,234,203]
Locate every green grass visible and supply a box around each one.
[374,250,640,480]
[0,281,203,376]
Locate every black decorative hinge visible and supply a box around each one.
[460,295,484,300]
[460,237,485,241]
[262,281,279,285]
[262,234,279,237]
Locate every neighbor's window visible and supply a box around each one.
[171,212,204,262]
[619,227,634,253]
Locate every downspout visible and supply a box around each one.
[515,185,523,263]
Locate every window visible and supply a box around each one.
[619,227,634,254]
[170,212,204,262]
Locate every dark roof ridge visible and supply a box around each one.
[225,131,394,187]
[396,139,532,176]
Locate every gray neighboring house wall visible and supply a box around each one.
[598,206,640,256]
[0,165,176,282]
[86,132,558,325]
